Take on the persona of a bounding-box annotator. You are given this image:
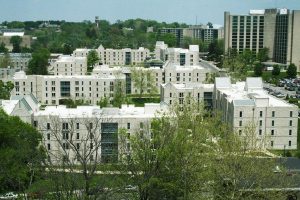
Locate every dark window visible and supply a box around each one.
[127,123,130,129]
[259,111,263,117]
[239,111,243,117]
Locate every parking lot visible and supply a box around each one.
[263,78,300,99]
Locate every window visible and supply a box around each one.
[127,123,130,129]
[259,120,262,126]
[272,111,275,117]
[259,111,263,117]
[239,121,242,126]
[271,130,274,135]
[90,143,93,149]
[47,133,50,140]
[34,121,38,127]
[289,130,292,135]
[239,111,242,117]
[289,141,291,147]
[271,120,274,126]
[289,120,292,126]
[238,130,242,135]
[47,143,51,150]
[63,132,69,140]
[259,129,262,135]
[271,141,274,147]
[62,123,68,130]
[76,143,80,150]
[289,111,293,117]
[76,123,79,129]
[169,100,172,105]
[140,122,144,129]
[76,133,79,140]
[170,93,172,97]
[47,123,50,130]
[89,123,93,129]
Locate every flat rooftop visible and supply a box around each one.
[34,103,167,119]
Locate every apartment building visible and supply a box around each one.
[73,48,91,57]
[97,45,150,66]
[92,60,218,95]
[158,26,224,46]
[214,77,298,150]
[155,42,200,66]
[224,8,300,70]
[0,53,32,81]
[49,55,87,76]
[160,82,214,108]
[33,103,166,164]
[11,71,125,105]
[0,95,167,164]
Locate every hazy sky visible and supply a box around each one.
[0,0,300,25]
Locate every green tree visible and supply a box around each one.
[131,67,157,98]
[62,43,73,55]
[112,78,126,108]
[0,81,14,99]
[254,63,263,77]
[87,50,99,71]
[119,101,294,200]
[27,48,50,75]
[158,33,177,47]
[0,42,8,53]
[257,47,269,62]
[10,36,22,53]
[272,65,280,76]
[0,53,12,68]
[287,63,297,78]
[0,109,45,193]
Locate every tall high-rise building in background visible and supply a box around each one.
[224,8,300,70]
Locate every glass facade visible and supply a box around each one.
[101,123,118,163]
[60,81,70,97]
[274,14,289,64]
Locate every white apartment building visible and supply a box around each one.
[49,55,87,76]
[214,77,298,150]
[11,71,125,105]
[0,95,167,164]
[160,82,214,108]
[73,48,92,57]
[97,45,150,66]
[32,103,166,164]
[155,41,200,66]
[0,53,32,82]
[92,61,217,95]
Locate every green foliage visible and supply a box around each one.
[130,97,160,107]
[0,53,12,68]
[254,63,263,76]
[257,47,269,62]
[59,98,89,108]
[287,63,297,78]
[131,67,158,98]
[0,42,8,53]
[119,101,292,199]
[27,48,50,75]
[157,33,177,47]
[112,80,127,108]
[207,39,224,63]
[87,50,99,69]
[98,97,109,108]
[0,81,14,99]
[0,109,45,193]
[10,36,22,53]
[272,65,280,76]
